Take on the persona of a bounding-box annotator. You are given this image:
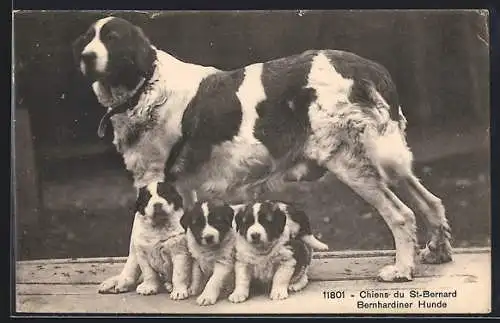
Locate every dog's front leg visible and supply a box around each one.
[228,261,251,303]
[197,263,233,306]
[135,249,162,295]
[98,239,140,294]
[170,253,191,300]
[188,260,204,296]
[270,258,296,300]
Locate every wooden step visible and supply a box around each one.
[15,247,491,314]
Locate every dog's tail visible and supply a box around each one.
[301,234,329,251]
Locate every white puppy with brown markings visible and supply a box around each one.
[180,200,237,306]
[98,181,192,300]
[228,200,328,303]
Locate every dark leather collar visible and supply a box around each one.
[97,64,156,139]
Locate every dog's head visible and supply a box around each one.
[180,200,235,247]
[72,16,156,89]
[233,201,288,250]
[135,181,184,227]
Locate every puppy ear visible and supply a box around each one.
[179,210,191,232]
[133,26,156,76]
[71,35,85,66]
[135,187,151,215]
[221,204,236,227]
[231,205,246,232]
[285,203,312,236]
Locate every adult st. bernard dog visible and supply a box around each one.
[72,16,453,288]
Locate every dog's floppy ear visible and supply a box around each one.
[230,204,246,232]
[132,25,156,77]
[219,204,236,227]
[179,210,191,232]
[72,34,86,66]
[284,203,312,236]
[135,186,151,215]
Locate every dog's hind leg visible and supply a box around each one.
[400,175,453,264]
[326,158,417,282]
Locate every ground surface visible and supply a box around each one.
[15,248,491,314]
[18,125,490,261]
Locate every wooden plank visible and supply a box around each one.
[16,273,490,314]
[16,249,490,284]
[18,247,489,265]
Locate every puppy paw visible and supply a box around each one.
[164,281,173,293]
[420,240,453,264]
[228,290,249,303]
[98,275,135,294]
[377,265,413,282]
[288,276,308,292]
[270,287,289,300]
[170,286,190,300]
[136,281,161,295]
[196,290,219,306]
[188,284,202,296]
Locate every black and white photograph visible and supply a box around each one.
[13,10,491,314]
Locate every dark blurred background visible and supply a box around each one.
[13,10,490,260]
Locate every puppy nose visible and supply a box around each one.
[81,51,96,64]
[204,235,214,244]
[153,203,164,214]
[250,232,261,242]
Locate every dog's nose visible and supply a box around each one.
[204,235,214,244]
[81,51,96,64]
[153,203,164,215]
[250,232,261,242]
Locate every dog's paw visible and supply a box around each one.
[136,281,161,295]
[98,275,135,294]
[377,265,413,282]
[228,290,249,303]
[270,287,289,300]
[164,281,173,293]
[196,290,219,306]
[288,276,308,292]
[420,240,453,264]
[170,286,190,300]
[188,284,202,296]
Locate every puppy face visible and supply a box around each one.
[180,201,235,247]
[135,181,183,227]
[72,16,156,88]
[234,201,287,248]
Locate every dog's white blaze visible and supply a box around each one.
[199,202,220,243]
[81,17,114,74]
[236,63,266,142]
[246,203,267,242]
[144,182,174,215]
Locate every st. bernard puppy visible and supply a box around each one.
[180,200,237,306]
[229,201,314,302]
[98,181,192,300]
[73,16,452,289]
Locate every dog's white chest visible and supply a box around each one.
[236,237,292,283]
[187,230,235,277]
[250,255,281,283]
